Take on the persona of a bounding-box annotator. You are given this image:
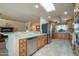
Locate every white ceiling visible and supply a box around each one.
[0,3,74,22]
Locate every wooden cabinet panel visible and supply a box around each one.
[53,33,71,40]
[41,38,45,46]
[19,39,27,56]
[37,36,42,49]
[27,38,37,56]
[41,36,48,46]
[37,35,48,49]
[19,35,48,56]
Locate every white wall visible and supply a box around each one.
[40,17,48,24]
[0,19,26,31]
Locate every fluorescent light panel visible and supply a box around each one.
[40,3,55,12]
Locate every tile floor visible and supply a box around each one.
[33,39,74,56]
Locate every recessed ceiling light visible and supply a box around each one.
[35,5,39,8]
[64,11,68,15]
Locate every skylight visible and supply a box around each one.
[40,3,55,12]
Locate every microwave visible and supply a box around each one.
[0,27,13,32]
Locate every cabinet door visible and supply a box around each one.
[37,36,42,49]
[44,36,48,44]
[37,35,48,49]
[27,37,37,56]
[27,39,33,56]
[41,36,45,46]
[42,35,48,46]
[40,37,43,47]
[19,39,27,56]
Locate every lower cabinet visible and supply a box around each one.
[37,36,42,49]
[19,39,27,56]
[37,35,48,49]
[53,33,71,40]
[27,37,37,56]
[19,35,47,56]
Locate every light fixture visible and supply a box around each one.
[40,3,55,12]
[64,11,68,15]
[35,5,39,8]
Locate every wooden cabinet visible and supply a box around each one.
[37,35,48,49]
[19,35,48,56]
[27,37,37,56]
[37,36,42,48]
[53,33,71,40]
[19,39,27,56]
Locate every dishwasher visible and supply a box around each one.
[27,37,37,56]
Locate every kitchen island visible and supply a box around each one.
[3,32,48,56]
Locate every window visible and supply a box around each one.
[56,25,68,32]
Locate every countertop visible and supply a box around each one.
[53,32,71,33]
[0,32,47,39]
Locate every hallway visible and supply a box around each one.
[33,39,74,56]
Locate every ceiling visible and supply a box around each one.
[0,3,75,23]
